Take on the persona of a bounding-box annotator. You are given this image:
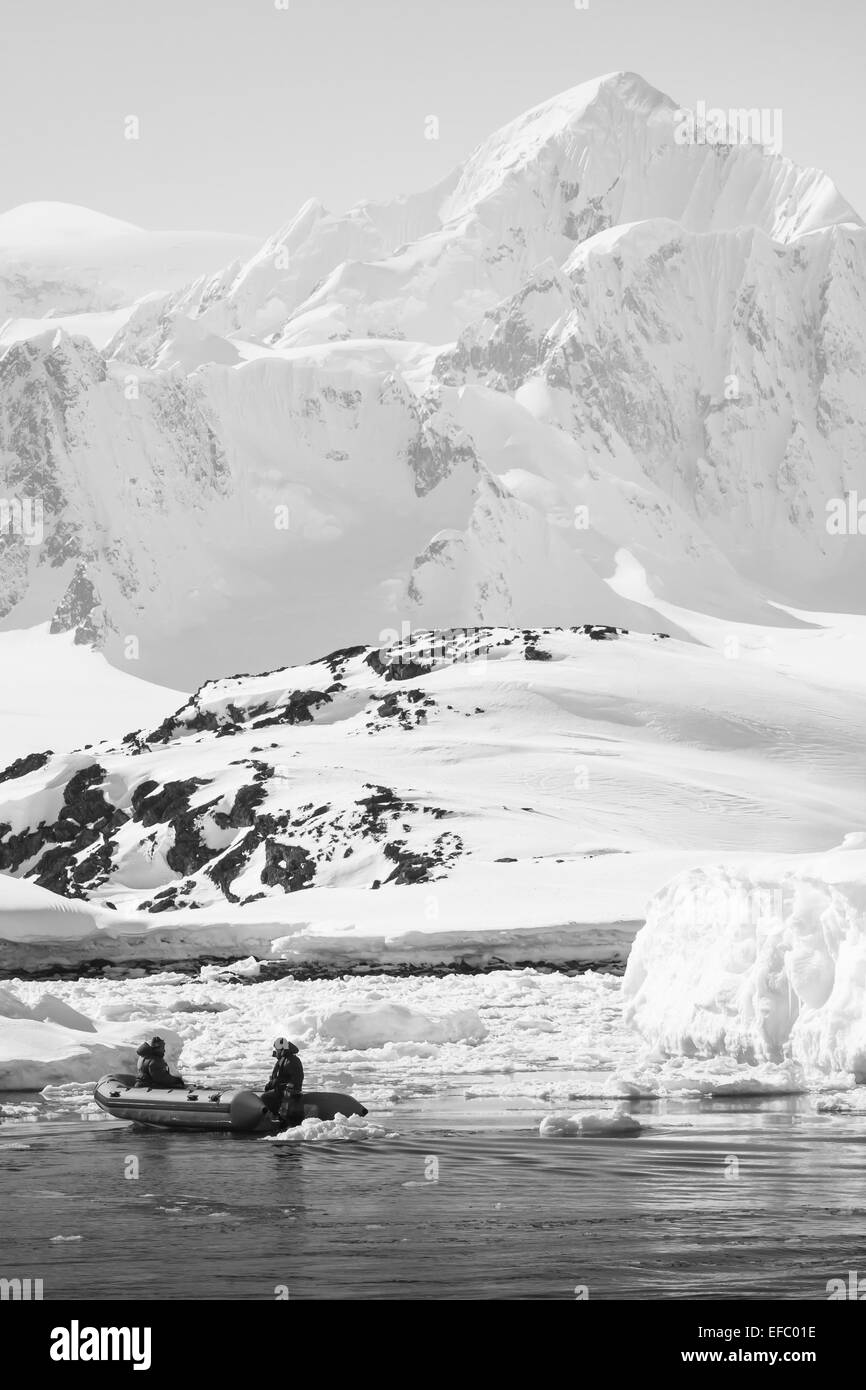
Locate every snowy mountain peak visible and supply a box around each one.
[1,73,865,691]
[443,70,677,220]
[104,70,860,364]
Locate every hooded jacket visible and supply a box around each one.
[267,1043,304,1094]
[136,1042,186,1089]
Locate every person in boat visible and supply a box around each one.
[135,1036,186,1089]
[262,1037,304,1125]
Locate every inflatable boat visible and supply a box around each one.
[94,1075,367,1133]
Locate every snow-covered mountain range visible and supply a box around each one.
[1,71,864,690]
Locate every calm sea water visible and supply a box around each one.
[2,1088,865,1300]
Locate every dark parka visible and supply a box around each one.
[136,1042,186,1089]
[267,1043,304,1094]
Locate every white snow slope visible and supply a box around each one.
[0,626,183,767]
[0,623,863,970]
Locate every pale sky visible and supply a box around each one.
[2,0,864,236]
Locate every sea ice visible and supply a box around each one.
[539,1103,642,1136]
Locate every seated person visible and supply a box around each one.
[135,1036,186,1089]
[262,1037,304,1125]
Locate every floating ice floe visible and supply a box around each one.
[607,1057,810,1098]
[269,1113,395,1143]
[199,957,262,981]
[309,1002,487,1050]
[539,1102,642,1137]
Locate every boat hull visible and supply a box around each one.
[93,1075,367,1132]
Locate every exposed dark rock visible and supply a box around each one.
[146,707,220,745]
[319,644,367,675]
[383,831,463,884]
[356,786,399,821]
[260,840,315,892]
[0,750,52,785]
[365,648,432,682]
[62,765,113,825]
[166,804,220,877]
[205,830,259,904]
[0,823,48,874]
[49,564,110,647]
[250,689,331,729]
[131,778,208,828]
[213,782,268,829]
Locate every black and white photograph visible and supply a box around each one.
[0,0,864,1350]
